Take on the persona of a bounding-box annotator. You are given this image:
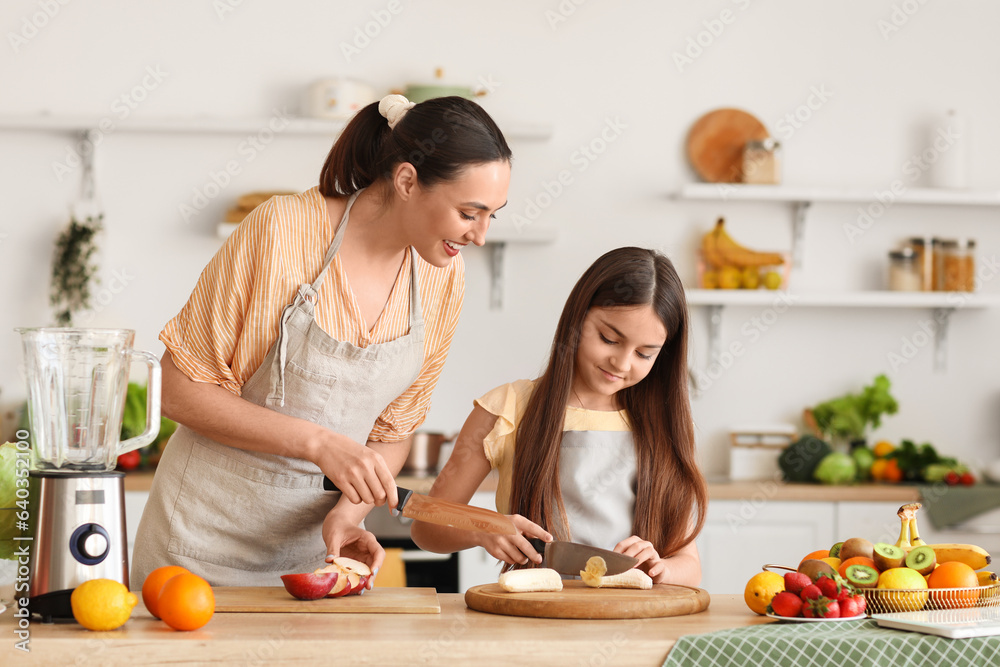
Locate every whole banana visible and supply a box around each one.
[927,543,992,571]
[700,218,728,269]
[711,218,785,268]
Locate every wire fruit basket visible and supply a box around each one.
[763,564,1000,617]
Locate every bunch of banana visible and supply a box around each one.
[701,217,785,269]
[893,503,993,570]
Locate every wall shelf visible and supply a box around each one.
[0,113,554,141]
[686,289,1000,376]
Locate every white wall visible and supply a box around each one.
[2,1,999,475]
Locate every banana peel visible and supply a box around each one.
[895,502,922,551]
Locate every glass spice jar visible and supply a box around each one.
[905,237,935,291]
[888,248,921,291]
[741,138,781,184]
[939,239,976,292]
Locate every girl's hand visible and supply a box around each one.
[323,510,386,591]
[477,515,553,566]
[614,535,670,583]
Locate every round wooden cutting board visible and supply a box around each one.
[686,108,769,183]
[464,580,711,619]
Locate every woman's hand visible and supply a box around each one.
[323,510,386,591]
[310,430,398,508]
[614,535,670,583]
[476,515,553,566]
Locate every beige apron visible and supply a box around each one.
[132,191,425,586]
[558,430,637,551]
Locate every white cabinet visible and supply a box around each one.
[697,500,835,594]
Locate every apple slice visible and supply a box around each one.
[316,563,354,598]
[280,572,339,600]
[332,556,372,577]
[348,574,369,595]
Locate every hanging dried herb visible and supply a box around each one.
[50,214,102,326]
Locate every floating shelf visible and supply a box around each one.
[677,183,1000,206]
[686,288,1000,375]
[0,114,554,141]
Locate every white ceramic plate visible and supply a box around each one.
[766,612,867,623]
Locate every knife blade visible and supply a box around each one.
[528,538,639,576]
[322,477,517,536]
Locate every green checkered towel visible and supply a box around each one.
[662,618,1000,667]
[918,482,1000,529]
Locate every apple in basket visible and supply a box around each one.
[315,557,372,597]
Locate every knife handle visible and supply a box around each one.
[323,477,409,515]
[322,476,338,492]
[528,537,546,554]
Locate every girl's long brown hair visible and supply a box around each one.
[508,247,707,563]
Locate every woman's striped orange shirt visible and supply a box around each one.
[160,187,464,442]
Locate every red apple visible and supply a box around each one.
[332,556,372,577]
[348,574,368,595]
[280,572,339,600]
[315,558,370,596]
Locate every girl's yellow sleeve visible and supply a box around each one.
[473,379,535,469]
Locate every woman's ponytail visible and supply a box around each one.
[319,102,391,197]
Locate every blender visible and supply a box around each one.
[18,328,160,622]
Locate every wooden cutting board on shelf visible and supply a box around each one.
[212,586,440,614]
[464,580,710,619]
[686,108,769,183]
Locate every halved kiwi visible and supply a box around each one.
[873,542,906,571]
[840,537,874,561]
[799,559,838,582]
[905,545,937,575]
[845,563,880,589]
[829,541,844,559]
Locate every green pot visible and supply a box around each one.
[404,84,482,104]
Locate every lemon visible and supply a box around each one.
[740,267,760,289]
[877,567,929,612]
[71,579,138,631]
[744,571,784,615]
[762,271,782,290]
[718,266,742,290]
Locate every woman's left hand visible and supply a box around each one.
[614,535,669,584]
[323,512,385,591]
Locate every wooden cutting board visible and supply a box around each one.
[212,586,440,614]
[464,580,711,619]
[686,108,769,183]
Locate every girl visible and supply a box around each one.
[410,247,708,586]
[132,95,511,587]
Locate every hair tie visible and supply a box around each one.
[378,94,415,130]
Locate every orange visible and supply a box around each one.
[928,561,979,608]
[157,572,215,631]
[873,441,895,458]
[141,565,189,619]
[883,459,904,483]
[799,549,830,568]
[744,571,784,615]
[839,556,878,579]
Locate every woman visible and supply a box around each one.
[132,95,512,588]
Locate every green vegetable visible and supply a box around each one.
[922,462,968,483]
[810,374,899,444]
[851,446,876,481]
[779,435,833,482]
[814,452,858,485]
[1,442,26,560]
[893,439,956,482]
[120,383,178,467]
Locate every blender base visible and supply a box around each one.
[28,589,75,623]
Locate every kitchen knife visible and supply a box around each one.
[322,477,517,536]
[528,538,639,576]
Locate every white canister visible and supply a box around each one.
[929,109,969,189]
[302,78,377,120]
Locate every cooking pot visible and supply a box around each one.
[302,77,377,120]
[403,68,487,104]
[401,432,455,476]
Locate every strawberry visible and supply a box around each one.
[839,596,861,618]
[852,593,866,614]
[768,591,804,618]
[836,582,854,602]
[815,573,840,599]
[783,572,811,596]
[800,584,822,601]
[808,596,840,619]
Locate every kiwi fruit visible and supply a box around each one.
[840,537,874,562]
[845,563,880,589]
[873,542,906,571]
[799,559,838,582]
[905,545,937,575]
[829,541,844,559]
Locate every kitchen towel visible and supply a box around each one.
[917,483,1000,529]
[662,618,1000,667]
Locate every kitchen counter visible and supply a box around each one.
[0,593,764,665]
[123,471,919,502]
